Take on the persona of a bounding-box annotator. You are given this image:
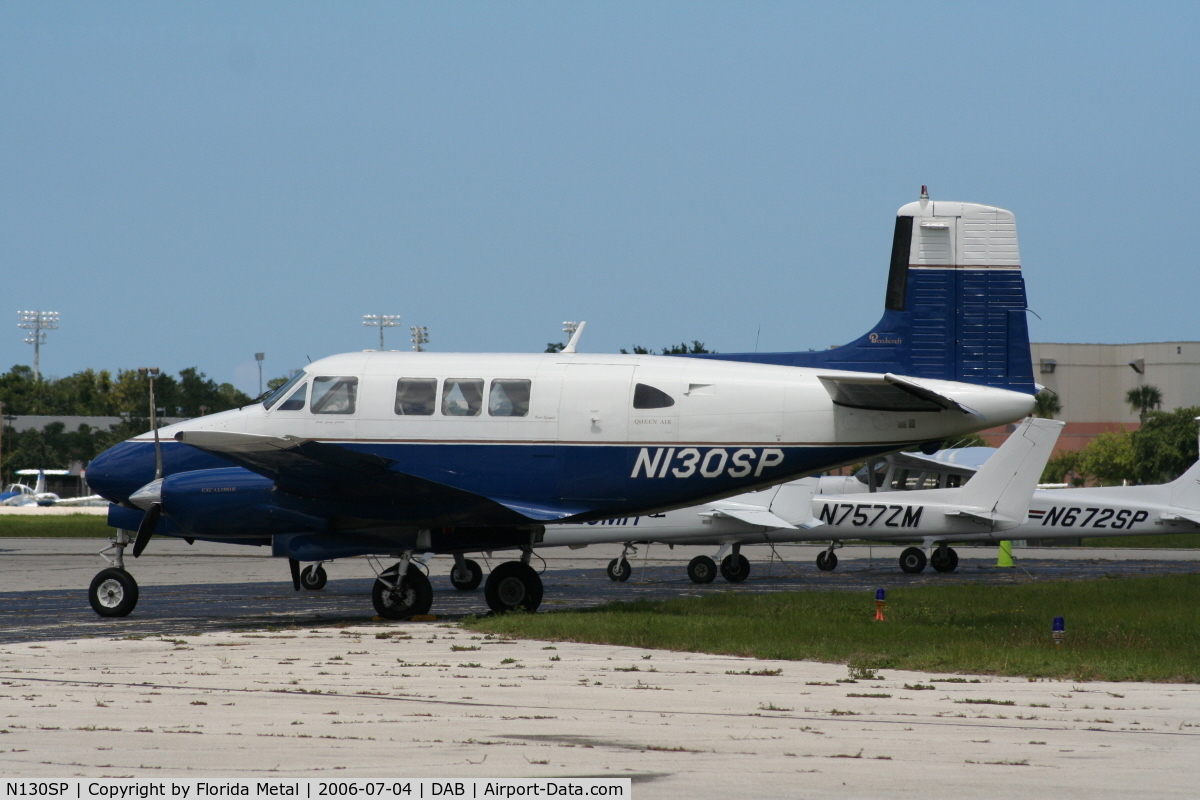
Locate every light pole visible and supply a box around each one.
[562,321,578,340]
[411,326,429,352]
[17,310,59,382]
[363,314,402,349]
[254,353,265,396]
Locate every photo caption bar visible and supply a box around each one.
[3,781,630,800]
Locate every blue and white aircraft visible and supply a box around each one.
[83,190,1037,619]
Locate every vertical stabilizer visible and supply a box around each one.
[691,191,1037,394]
[959,417,1063,523]
[1167,459,1200,511]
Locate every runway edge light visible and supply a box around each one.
[875,588,886,621]
[1053,616,1065,648]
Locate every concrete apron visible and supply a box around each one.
[2,626,1198,798]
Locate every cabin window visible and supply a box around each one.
[395,378,437,416]
[310,376,359,414]
[262,371,305,410]
[489,379,531,417]
[442,378,484,416]
[277,382,307,411]
[633,383,675,409]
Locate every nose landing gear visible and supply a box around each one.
[815,541,842,571]
[720,545,750,583]
[449,554,484,591]
[299,563,328,590]
[606,543,634,582]
[88,530,139,617]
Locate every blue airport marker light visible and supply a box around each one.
[876,588,886,602]
[1052,616,1065,647]
[874,588,886,621]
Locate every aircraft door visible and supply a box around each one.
[558,364,634,501]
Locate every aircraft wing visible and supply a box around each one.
[700,505,798,530]
[176,431,582,524]
[818,373,983,418]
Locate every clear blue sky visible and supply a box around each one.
[3,2,1197,395]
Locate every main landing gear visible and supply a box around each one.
[88,530,139,617]
[685,544,749,583]
[896,544,958,573]
[483,549,543,613]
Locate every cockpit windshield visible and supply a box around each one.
[262,371,306,410]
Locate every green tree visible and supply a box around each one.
[1126,385,1163,424]
[1033,390,1061,419]
[1075,431,1137,486]
[545,343,566,353]
[1041,450,1081,485]
[1129,405,1200,484]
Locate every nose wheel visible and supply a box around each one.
[371,561,434,620]
[450,557,483,591]
[930,546,959,573]
[89,568,139,617]
[720,550,751,583]
[606,558,632,582]
[300,564,328,590]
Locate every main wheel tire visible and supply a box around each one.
[371,563,434,620]
[687,555,717,584]
[484,561,543,613]
[931,547,959,573]
[815,551,838,571]
[899,546,927,574]
[606,558,632,582]
[300,564,328,591]
[720,553,751,583]
[89,568,139,618]
[450,559,483,591]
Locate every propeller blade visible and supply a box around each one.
[131,502,161,558]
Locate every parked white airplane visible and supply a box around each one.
[0,469,107,507]
[539,417,1062,580]
[83,191,1038,619]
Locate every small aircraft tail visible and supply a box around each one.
[956,417,1063,524]
[33,469,46,496]
[692,189,1037,394]
[1167,459,1200,511]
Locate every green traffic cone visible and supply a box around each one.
[997,540,1014,568]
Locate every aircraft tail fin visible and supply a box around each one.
[1167,459,1200,511]
[33,470,46,496]
[691,191,1037,394]
[958,417,1063,523]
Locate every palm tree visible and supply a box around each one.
[1033,390,1061,419]
[1125,385,1163,424]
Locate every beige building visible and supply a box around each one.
[1031,342,1200,424]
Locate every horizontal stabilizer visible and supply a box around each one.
[1159,511,1200,525]
[818,373,982,418]
[701,505,798,530]
[944,508,1018,527]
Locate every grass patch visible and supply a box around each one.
[0,514,110,537]
[1081,534,1200,549]
[462,574,1200,682]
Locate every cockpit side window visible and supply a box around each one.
[633,383,675,409]
[262,371,305,410]
[442,379,484,416]
[310,376,359,414]
[489,379,531,417]
[395,378,437,416]
[277,382,308,411]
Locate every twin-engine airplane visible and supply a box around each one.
[541,417,1063,580]
[83,191,1037,619]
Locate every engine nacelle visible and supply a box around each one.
[160,467,325,537]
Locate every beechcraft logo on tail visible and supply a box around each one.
[631,447,784,479]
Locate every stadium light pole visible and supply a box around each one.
[363,314,402,349]
[17,310,59,382]
[254,352,265,396]
[411,326,429,352]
